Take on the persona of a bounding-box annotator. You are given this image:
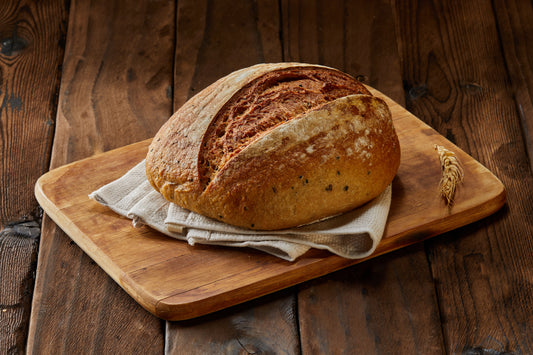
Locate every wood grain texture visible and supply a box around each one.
[282,0,447,352]
[173,0,282,109]
[50,0,173,165]
[33,86,505,322]
[0,0,66,224]
[26,0,174,352]
[282,0,403,101]
[393,0,533,352]
[298,244,444,354]
[166,289,300,354]
[492,0,533,171]
[0,0,67,353]
[0,222,39,354]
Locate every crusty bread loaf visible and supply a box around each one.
[146,63,400,230]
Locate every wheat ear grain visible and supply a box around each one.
[434,144,464,206]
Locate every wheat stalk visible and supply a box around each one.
[434,144,464,206]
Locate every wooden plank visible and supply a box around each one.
[173,0,282,109]
[492,0,533,171]
[298,245,445,353]
[0,0,65,224]
[393,0,533,352]
[281,0,447,352]
[26,0,174,352]
[0,0,67,353]
[166,0,299,352]
[0,222,39,354]
[166,289,300,354]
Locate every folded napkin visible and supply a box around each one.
[89,161,391,261]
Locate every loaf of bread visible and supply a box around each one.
[145,63,400,230]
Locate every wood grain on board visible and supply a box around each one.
[34,86,505,321]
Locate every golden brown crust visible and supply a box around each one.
[146,63,400,230]
[199,66,370,188]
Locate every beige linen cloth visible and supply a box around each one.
[89,161,391,261]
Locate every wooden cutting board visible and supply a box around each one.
[35,87,505,320]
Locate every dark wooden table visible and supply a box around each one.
[1,0,532,353]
